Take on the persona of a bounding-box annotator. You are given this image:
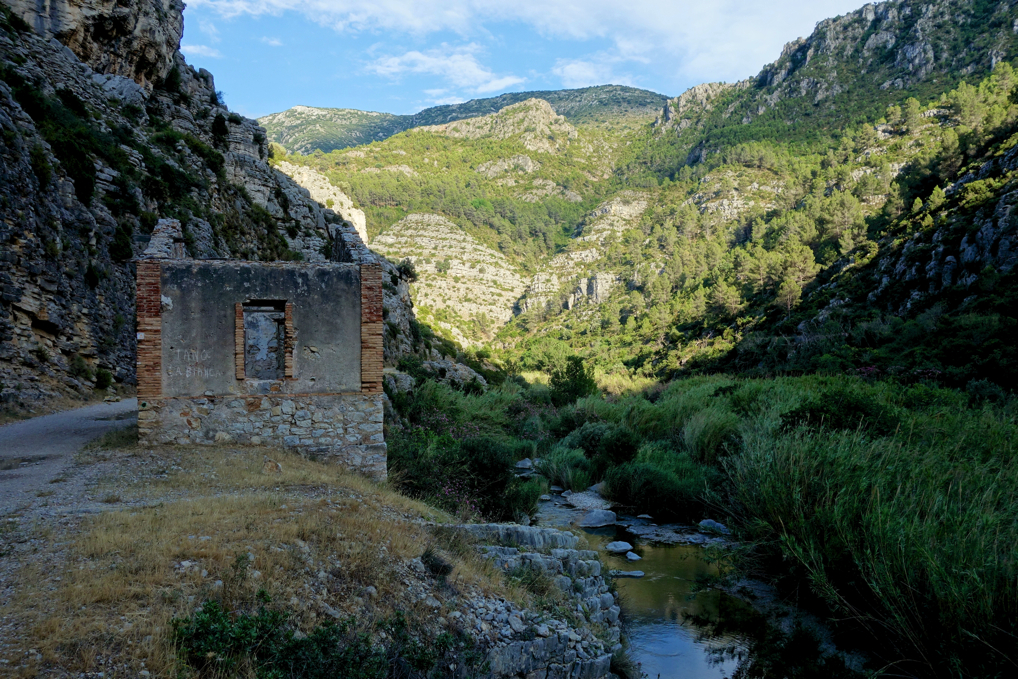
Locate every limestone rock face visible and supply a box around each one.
[0,0,424,409]
[276,163,368,241]
[371,214,526,343]
[576,191,649,244]
[476,155,541,178]
[420,99,577,154]
[6,0,184,87]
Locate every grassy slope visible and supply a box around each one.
[4,439,569,677]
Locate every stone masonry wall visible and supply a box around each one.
[139,393,386,479]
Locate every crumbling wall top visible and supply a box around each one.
[141,218,188,259]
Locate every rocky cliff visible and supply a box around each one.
[653,0,1018,173]
[0,1,419,411]
[419,98,578,154]
[6,0,182,88]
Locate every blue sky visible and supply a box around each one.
[181,0,867,119]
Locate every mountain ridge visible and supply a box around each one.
[258,84,669,154]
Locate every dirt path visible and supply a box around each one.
[0,398,137,516]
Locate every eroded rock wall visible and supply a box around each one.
[0,2,419,409]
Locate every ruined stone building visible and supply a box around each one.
[135,219,386,478]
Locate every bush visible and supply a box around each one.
[590,426,640,479]
[536,447,591,490]
[69,355,92,381]
[781,381,900,436]
[387,429,538,521]
[603,461,705,522]
[212,113,229,148]
[682,404,740,464]
[109,222,133,262]
[397,258,418,282]
[173,600,463,679]
[95,369,113,390]
[549,356,597,406]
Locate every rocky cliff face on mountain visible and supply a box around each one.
[6,0,183,88]
[370,213,527,344]
[419,99,578,154]
[0,1,420,410]
[659,0,1018,156]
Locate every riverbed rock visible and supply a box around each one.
[699,519,731,535]
[604,541,633,554]
[454,523,579,550]
[577,510,616,528]
[626,552,641,561]
[612,570,645,578]
[567,491,612,511]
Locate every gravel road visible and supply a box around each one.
[0,399,138,516]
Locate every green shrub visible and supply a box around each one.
[387,428,538,521]
[95,369,113,390]
[549,356,597,406]
[536,447,591,490]
[590,426,640,479]
[69,355,92,381]
[780,381,900,435]
[212,113,229,148]
[560,421,610,457]
[727,418,1018,677]
[603,461,705,522]
[29,144,51,189]
[682,404,740,464]
[109,222,133,262]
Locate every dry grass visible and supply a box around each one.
[4,443,540,678]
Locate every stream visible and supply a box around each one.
[534,492,750,679]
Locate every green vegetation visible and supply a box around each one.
[392,367,1017,676]
[259,85,666,153]
[173,598,475,679]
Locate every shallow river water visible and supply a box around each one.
[535,495,751,679]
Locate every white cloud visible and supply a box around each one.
[368,44,524,93]
[552,55,636,89]
[261,36,284,46]
[198,19,221,42]
[181,44,223,58]
[187,0,864,85]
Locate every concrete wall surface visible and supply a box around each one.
[159,260,362,397]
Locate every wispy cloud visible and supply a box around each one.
[260,36,284,46]
[368,44,524,94]
[181,44,223,58]
[188,0,863,87]
[552,55,636,89]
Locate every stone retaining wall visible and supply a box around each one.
[138,393,386,478]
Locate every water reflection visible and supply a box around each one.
[535,501,744,679]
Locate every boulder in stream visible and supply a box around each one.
[577,509,616,528]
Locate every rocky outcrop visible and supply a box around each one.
[450,524,620,678]
[275,160,368,242]
[419,98,578,154]
[476,154,540,178]
[566,273,617,309]
[576,191,648,244]
[657,82,734,131]
[370,214,526,342]
[0,1,422,409]
[6,0,183,88]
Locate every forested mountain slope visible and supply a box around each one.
[259,85,667,153]
[274,0,1018,396]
